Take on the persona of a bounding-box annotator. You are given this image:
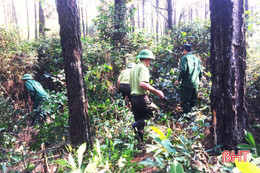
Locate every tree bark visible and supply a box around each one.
[85,4,88,36]
[156,0,159,40]
[131,3,135,32]
[173,0,176,25]
[137,0,140,29]
[39,1,45,37]
[113,0,127,47]
[2,0,7,27]
[34,0,37,39]
[167,0,173,30]
[80,0,85,38]
[142,0,145,29]
[56,0,92,148]
[11,0,19,36]
[210,0,248,149]
[26,0,30,39]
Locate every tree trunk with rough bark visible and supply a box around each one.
[34,0,37,39]
[26,0,30,39]
[167,0,173,30]
[210,0,248,149]
[113,0,127,47]
[39,1,45,37]
[56,0,92,148]
[156,0,159,40]
[142,0,145,29]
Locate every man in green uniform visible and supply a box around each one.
[174,44,202,113]
[117,63,135,102]
[130,49,164,143]
[22,74,49,125]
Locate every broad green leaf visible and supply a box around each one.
[68,153,77,169]
[237,144,254,150]
[161,139,176,153]
[235,160,260,173]
[150,126,166,140]
[245,131,255,146]
[53,159,68,166]
[170,160,184,173]
[77,143,86,168]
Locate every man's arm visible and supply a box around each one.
[139,81,164,99]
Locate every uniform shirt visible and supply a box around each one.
[178,53,202,88]
[118,68,131,84]
[24,80,48,101]
[130,61,150,95]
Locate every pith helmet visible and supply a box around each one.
[182,44,192,52]
[22,74,33,80]
[137,49,155,59]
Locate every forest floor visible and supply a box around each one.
[6,101,260,172]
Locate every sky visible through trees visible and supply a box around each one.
[0,0,259,40]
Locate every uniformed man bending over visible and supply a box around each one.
[174,44,202,113]
[117,63,135,102]
[130,49,164,142]
[22,74,49,125]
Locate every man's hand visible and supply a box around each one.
[174,80,179,86]
[155,90,164,99]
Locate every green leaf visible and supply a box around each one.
[170,160,184,173]
[166,128,172,139]
[150,126,166,140]
[28,163,35,171]
[68,153,77,169]
[245,131,255,146]
[235,160,260,173]
[53,159,68,166]
[237,144,254,150]
[77,143,86,168]
[161,139,176,153]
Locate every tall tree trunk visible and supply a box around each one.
[210,0,248,149]
[113,0,127,48]
[167,0,173,30]
[137,0,140,29]
[131,3,135,32]
[39,1,45,37]
[156,0,159,40]
[2,0,7,27]
[189,5,193,21]
[11,0,19,36]
[173,0,176,25]
[34,0,37,39]
[81,0,85,38]
[85,4,88,36]
[26,0,30,39]
[142,0,145,29]
[205,0,208,19]
[56,0,92,148]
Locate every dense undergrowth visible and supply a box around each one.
[0,4,260,172]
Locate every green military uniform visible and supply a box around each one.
[118,63,134,101]
[24,80,48,109]
[22,74,48,125]
[130,51,160,142]
[178,52,202,113]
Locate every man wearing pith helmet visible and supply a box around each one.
[129,49,164,143]
[22,74,48,125]
[174,44,202,113]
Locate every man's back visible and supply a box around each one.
[130,62,150,96]
[179,53,202,88]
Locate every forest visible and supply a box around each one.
[0,0,260,172]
